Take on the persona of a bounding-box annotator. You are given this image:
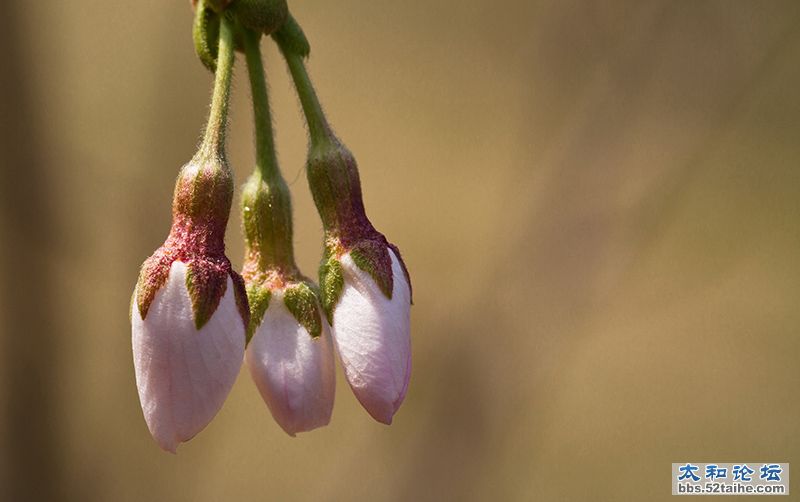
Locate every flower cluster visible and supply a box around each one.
[131,3,412,452]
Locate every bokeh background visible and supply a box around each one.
[2,1,799,500]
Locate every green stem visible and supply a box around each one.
[243,29,279,180]
[280,48,333,146]
[198,15,236,160]
[272,16,373,239]
[241,28,296,271]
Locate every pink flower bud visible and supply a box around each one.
[132,158,248,452]
[245,285,335,436]
[132,261,245,453]
[305,141,413,424]
[272,47,414,424]
[331,248,411,424]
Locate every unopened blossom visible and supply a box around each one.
[310,141,413,424]
[239,169,336,436]
[131,158,249,452]
[132,14,246,452]
[132,261,246,452]
[240,28,335,436]
[330,245,411,424]
[274,20,414,424]
[243,278,335,435]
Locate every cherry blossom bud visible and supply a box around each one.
[240,171,335,435]
[310,141,413,425]
[275,27,413,424]
[132,158,248,452]
[244,280,335,435]
[328,247,411,424]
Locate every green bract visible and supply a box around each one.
[272,14,310,58]
[350,242,393,300]
[319,248,344,325]
[245,283,272,343]
[186,263,231,330]
[284,282,323,339]
[193,0,220,72]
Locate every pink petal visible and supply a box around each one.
[332,249,412,424]
[245,290,335,435]
[132,261,245,452]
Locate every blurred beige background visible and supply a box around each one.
[2,1,799,500]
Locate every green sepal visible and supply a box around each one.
[193,0,220,72]
[272,13,310,58]
[319,249,344,325]
[284,282,323,339]
[185,264,228,330]
[245,283,272,344]
[135,253,172,321]
[231,272,251,335]
[350,243,393,300]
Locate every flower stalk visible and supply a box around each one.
[241,27,295,274]
[281,47,332,146]
[274,30,373,243]
[197,13,236,162]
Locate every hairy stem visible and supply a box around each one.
[243,30,280,180]
[278,45,333,146]
[242,28,296,271]
[198,14,236,160]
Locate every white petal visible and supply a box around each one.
[332,249,411,424]
[245,290,335,436]
[131,261,245,453]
